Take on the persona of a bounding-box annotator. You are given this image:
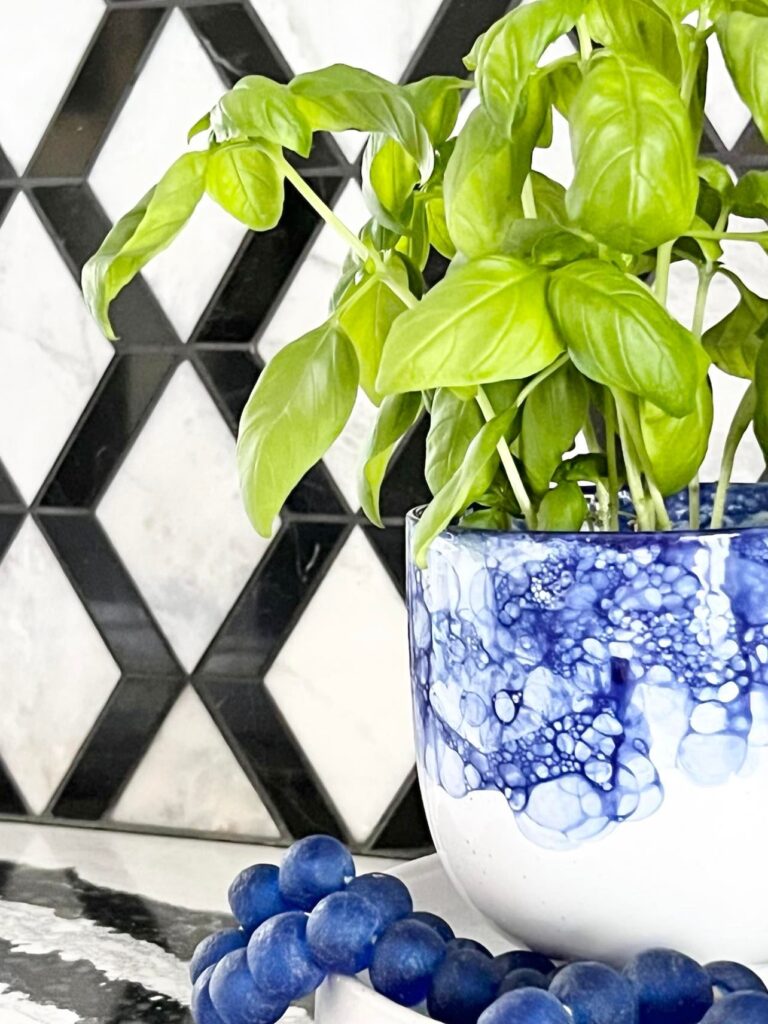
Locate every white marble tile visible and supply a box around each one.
[89,11,245,341]
[0,519,121,814]
[0,0,103,172]
[0,195,114,502]
[722,215,768,300]
[532,108,574,188]
[97,362,272,672]
[705,35,753,149]
[258,182,376,507]
[110,686,280,838]
[265,528,414,843]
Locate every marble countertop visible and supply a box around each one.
[0,821,397,1023]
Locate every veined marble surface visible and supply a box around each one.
[0,821,396,1023]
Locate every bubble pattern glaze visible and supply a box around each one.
[406,486,768,849]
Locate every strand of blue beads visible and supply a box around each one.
[189,834,768,1024]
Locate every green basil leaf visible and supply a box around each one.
[359,392,422,526]
[531,226,598,267]
[443,107,524,257]
[238,321,358,536]
[717,11,768,142]
[426,389,496,497]
[537,482,588,531]
[651,0,701,16]
[412,406,517,566]
[82,151,208,340]
[754,340,768,459]
[530,172,568,223]
[585,0,683,83]
[459,507,513,531]
[733,170,768,219]
[404,76,465,146]
[377,255,563,394]
[548,260,705,416]
[289,64,433,180]
[337,265,408,404]
[188,112,211,142]
[731,0,768,12]
[567,52,698,253]
[698,157,735,203]
[703,279,768,378]
[425,191,456,259]
[206,142,284,230]
[210,76,313,157]
[542,55,582,118]
[554,452,618,486]
[475,0,586,137]
[362,135,419,231]
[640,380,713,495]
[675,214,723,265]
[520,363,589,493]
[394,197,430,271]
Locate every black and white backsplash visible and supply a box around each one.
[0,0,766,855]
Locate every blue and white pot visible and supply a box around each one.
[407,485,768,964]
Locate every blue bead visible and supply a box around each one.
[706,961,768,996]
[347,873,413,929]
[228,864,292,933]
[701,992,768,1023]
[450,937,492,958]
[549,961,637,1024]
[408,911,455,943]
[190,929,247,984]
[498,968,550,995]
[306,891,381,975]
[370,918,447,1007]
[279,835,355,911]
[623,948,713,1024]
[478,989,572,1024]
[191,965,225,1024]
[427,948,499,1024]
[209,949,288,1024]
[247,910,326,1001]
[492,951,557,982]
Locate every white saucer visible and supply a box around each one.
[315,855,524,1023]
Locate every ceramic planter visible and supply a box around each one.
[406,485,768,965]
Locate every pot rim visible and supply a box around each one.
[405,481,768,543]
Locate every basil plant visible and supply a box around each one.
[82,0,768,564]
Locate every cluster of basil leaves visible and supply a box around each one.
[82,0,768,566]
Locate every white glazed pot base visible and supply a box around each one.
[314,854,768,1024]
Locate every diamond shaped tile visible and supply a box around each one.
[265,527,414,842]
[89,10,246,341]
[97,362,272,672]
[0,0,103,172]
[0,195,114,502]
[258,182,376,508]
[0,518,121,813]
[110,686,280,837]
[705,35,753,149]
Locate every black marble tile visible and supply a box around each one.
[371,775,432,854]
[33,185,180,348]
[378,417,431,521]
[50,674,184,820]
[30,8,167,178]
[194,175,345,344]
[197,521,349,678]
[0,186,15,225]
[39,354,177,509]
[402,0,514,81]
[196,676,346,840]
[0,759,27,815]
[363,523,407,599]
[0,463,22,508]
[0,146,14,179]
[38,515,182,675]
[732,121,768,164]
[195,350,259,431]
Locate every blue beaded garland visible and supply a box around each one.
[189,928,247,984]
[427,948,499,1024]
[492,950,557,982]
[306,890,382,975]
[478,988,572,1024]
[347,873,413,929]
[701,992,768,1023]
[450,937,492,958]
[623,948,713,1024]
[370,918,447,1007]
[228,864,292,934]
[247,911,326,1002]
[498,968,550,995]
[209,949,289,1024]
[279,835,355,911]
[706,961,768,996]
[408,911,455,943]
[549,961,637,1024]
[190,965,225,1024]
